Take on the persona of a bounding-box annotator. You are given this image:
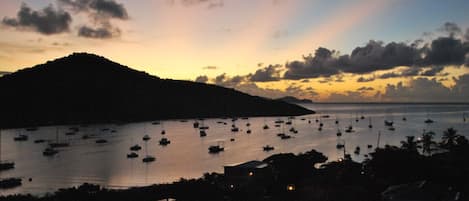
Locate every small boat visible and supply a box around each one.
[367,144,373,149]
[263,145,275,151]
[193,121,199,128]
[230,138,235,142]
[231,127,239,132]
[336,129,342,136]
[159,138,171,146]
[402,117,407,121]
[0,162,14,171]
[319,122,324,127]
[34,139,46,143]
[199,130,207,137]
[354,146,360,155]
[246,129,251,134]
[199,126,209,130]
[321,115,330,118]
[360,115,365,120]
[274,124,281,127]
[49,142,70,148]
[424,119,434,124]
[208,145,224,153]
[277,133,286,137]
[95,139,107,144]
[388,127,395,131]
[368,118,373,128]
[345,125,353,133]
[152,121,160,125]
[127,152,139,158]
[142,135,151,141]
[285,121,292,125]
[130,144,142,151]
[280,135,291,140]
[246,123,250,127]
[0,178,22,189]
[43,147,59,156]
[384,120,394,126]
[142,156,156,163]
[336,143,344,149]
[318,127,322,131]
[274,120,284,124]
[14,135,28,141]
[161,130,166,135]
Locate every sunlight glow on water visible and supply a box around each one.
[0,103,468,195]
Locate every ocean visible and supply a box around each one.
[0,103,468,195]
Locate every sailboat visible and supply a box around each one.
[368,117,373,128]
[0,129,15,171]
[142,139,156,163]
[424,113,434,124]
[49,127,70,148]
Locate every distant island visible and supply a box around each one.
[0,53,313,129]
[276,96,313,104]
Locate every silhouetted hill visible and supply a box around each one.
[276,96,313,104]
[0,53,313,128]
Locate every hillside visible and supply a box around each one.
[0,53,313,128]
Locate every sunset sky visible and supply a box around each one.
[1,0,468,102]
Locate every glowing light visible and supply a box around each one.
[287,184,295,191]
[248,171,253,176]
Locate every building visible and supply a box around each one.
[224,160,273,191]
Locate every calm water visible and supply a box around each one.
[1,103,468,195]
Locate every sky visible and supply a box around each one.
[0,0,468,102]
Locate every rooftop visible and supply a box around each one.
[225,160,268,169]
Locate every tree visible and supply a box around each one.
[420,131,436,155]
[401,136,419,153]
[441,127,458,149]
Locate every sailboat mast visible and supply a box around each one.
[376,131,381,148]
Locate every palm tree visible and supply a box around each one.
[401,136,419,153]
[441,128,458,149]
[420,131,436,155]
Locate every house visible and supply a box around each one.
[224,160,273,191]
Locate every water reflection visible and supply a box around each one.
[0,103,468,195]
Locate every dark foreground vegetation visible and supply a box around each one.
[1,128,467,201]
[0,53,312,129]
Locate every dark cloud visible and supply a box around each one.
[214,73,246,87]
[58,0,128,19]
[57,0,129,39]
[203,66,218,70]
[439,22,462,37]
[381,78,453,102]
[195,75,208,83]
[78,25,115,38]
[357,86,374,91]
[356,76,375,82]
[249,64,282,82]
[283,23,469,80]
[378,72,401,79]
[420,66,444,76]
[400,67,421,76]
[2,3,72,35]
[422,36,467,66]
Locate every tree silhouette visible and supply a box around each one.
[420,131,436,155]
[400,136,419,153]
[441,127,458,150]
